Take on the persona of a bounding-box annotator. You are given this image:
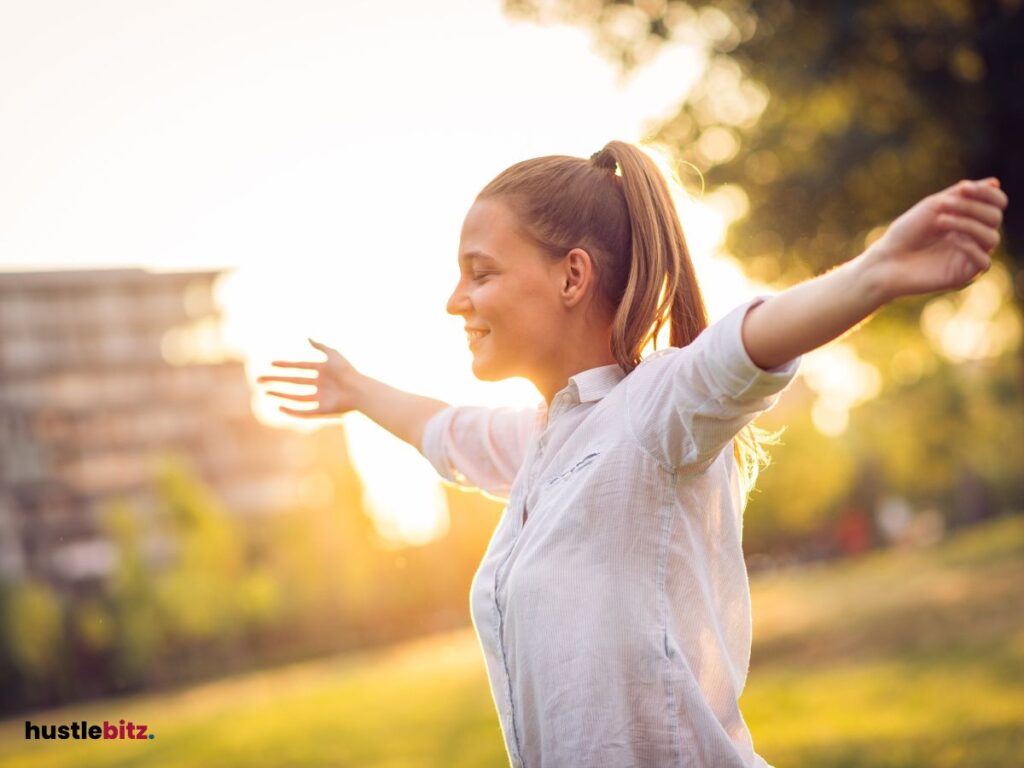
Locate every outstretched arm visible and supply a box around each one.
[258,338,450,450]
[741,177,1009,371]
[258,339,534,497]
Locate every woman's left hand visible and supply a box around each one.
[861,177,1008,302]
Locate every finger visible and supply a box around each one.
[256,375,318,385]
[938,212,1000,250]
[939,194,1003,228]
[951,232,992,273]
[265,390,319,402]
[279,405,327,418]
[269,361,320,370]
[956,179,1009,209]
[308,338,333,353]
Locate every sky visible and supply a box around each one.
[1,0,802,545]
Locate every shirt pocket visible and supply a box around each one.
[543,449,602,490]
[529,445,618,530]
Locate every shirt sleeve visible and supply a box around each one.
[418,404,537,500]
[627,294,802,473]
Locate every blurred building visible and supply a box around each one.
[0,268,318,591]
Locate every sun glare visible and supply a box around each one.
[1,0,815,548]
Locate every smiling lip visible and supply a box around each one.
[467,329,490,346]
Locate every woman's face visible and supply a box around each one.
[447,197,566,382]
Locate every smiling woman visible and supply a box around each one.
[259,138,1006,768]
[259,140,794,767]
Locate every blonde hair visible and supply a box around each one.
[476,140,784,505]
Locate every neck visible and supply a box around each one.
[531,312,618,407]
[534,346,618,407]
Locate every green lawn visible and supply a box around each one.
[743,513,1024,767]
[2,514,1021,767]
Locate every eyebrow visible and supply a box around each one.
[458,250,498,266]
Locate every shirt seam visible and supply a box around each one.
[625,367,672,473]
[657,467,685,767]
[625,361,722,475]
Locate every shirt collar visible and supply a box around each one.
[537,361,627,414]
[569,362,627,403]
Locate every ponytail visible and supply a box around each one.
[588,142,707,370]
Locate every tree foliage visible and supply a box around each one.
[505,0,1023,293]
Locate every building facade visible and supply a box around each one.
[0,268,325,591]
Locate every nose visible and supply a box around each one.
[446,278,469,317]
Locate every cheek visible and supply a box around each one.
[476,274,556,330]
[470,282,502,314]
[511,293,560,339]
[520,273,559,312]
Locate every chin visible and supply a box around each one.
[471,355,514,382]
[471,361,503,382]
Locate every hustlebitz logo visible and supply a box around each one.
[25,719,155,741]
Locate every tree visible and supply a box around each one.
[504,1,1023,289]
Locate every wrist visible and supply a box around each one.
[851,245,895,309]
[348,370,375,412]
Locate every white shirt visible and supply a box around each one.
[419,295,801,768]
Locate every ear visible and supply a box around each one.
[559,248,595,309]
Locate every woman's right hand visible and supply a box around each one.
[257,338,362,418]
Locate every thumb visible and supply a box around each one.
[308,337,328,351]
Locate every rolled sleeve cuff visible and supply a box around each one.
[420,406,458,482]
[711,295,802,400]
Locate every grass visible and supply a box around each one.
[0,631,502,767]
[1,513,1021,767]
[742,513,1024,767]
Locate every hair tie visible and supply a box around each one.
[590,149,617,172]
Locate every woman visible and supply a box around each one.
[258,141,1006,767]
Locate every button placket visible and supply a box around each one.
[522,392,582,529]
[522,422,552,528]
[493,389,577,767]
[480,371,628,767]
